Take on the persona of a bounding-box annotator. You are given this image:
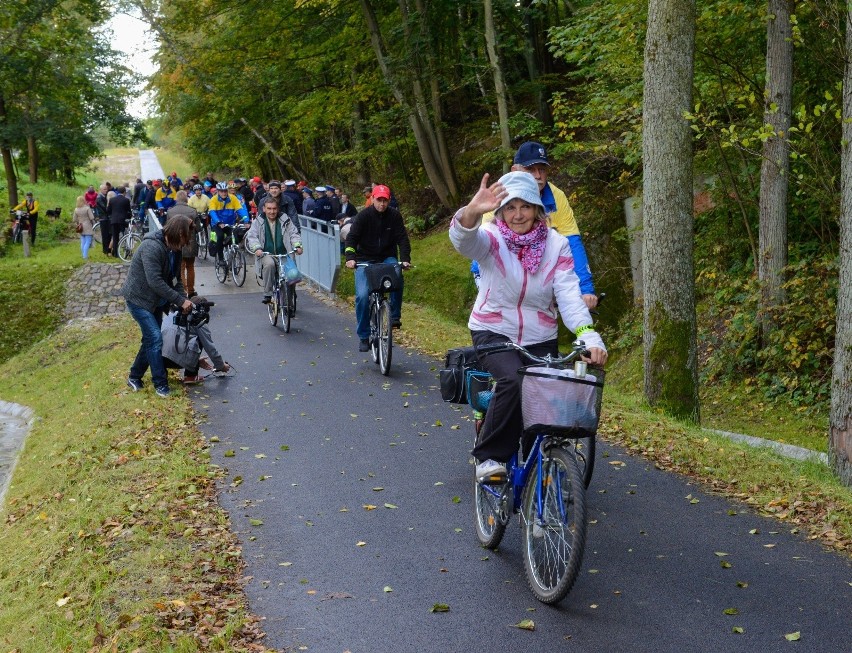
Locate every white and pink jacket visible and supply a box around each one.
[449,210,605,351]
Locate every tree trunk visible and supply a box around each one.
[520,0,552,126]
[641,0,699,422]
[484,0,512,172]
[0,95,19,208]
[27,135,38,183]
[359,0,458,208]
[758,0,793,339]
[831,6,852,486]
[624,195,644,304]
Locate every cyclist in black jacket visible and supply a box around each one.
[344,184,411,351]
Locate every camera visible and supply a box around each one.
[173,300,215,328]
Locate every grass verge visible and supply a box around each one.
[0,314,271,652]
[0,244,85,364]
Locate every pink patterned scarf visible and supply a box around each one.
[497,219,549,274]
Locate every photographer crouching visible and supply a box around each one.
[161,296,230,384]
[121,215,194,397]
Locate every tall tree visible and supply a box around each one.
[641,0,699,422]
[484,0,511,169]
[359,0,460,208]
[831,4,852,486]
[758,0,794,338]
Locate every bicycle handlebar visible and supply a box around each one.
[474,340,591,365]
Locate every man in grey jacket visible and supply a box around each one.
[121,215,194,397]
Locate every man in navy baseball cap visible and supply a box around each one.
[513,141,550,167]
[509,141,597,308]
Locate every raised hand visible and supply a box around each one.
[459,174,508,227]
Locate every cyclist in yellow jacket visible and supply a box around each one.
[12,192,40,244]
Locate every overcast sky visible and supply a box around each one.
[104,7,158,119]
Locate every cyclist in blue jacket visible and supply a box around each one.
[208,181,249,262]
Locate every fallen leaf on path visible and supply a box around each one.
[430,603,450,613]
[785,632,801,641]
[513,619,535,631]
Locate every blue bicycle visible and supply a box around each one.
[469,341,604,604]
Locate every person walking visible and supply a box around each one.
[73,195,96,260]
[95,185,111,255]
[108,187,133,257]
[167,191,202,297]
[121,215,194,398]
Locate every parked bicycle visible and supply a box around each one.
[260,252,300,332]
[117,215,145,262]
[356,262,403,376]
[465,340,604,604]
[9,210,31,243]
[215,223,248,286]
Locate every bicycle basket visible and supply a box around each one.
[466,370,494,413]
[519,365,604,437]
[364,263,402,293]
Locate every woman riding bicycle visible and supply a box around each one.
[449,171,607,483]
[245,196,303,304]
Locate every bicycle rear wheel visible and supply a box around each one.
[118,234,139,262]
[573,436,596,489]
[520,446,587,604]
[378,300,392,375]
[368,298,380,364]
[281,283,292,333]
[232,249,246,286]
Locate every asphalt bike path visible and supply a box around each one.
[192,287,851,652]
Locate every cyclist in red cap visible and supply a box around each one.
[344,184,411,351]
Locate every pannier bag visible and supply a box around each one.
[439,345,480,404]
[519,365,605,437]
[365,262,403,294]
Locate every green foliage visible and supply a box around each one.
[697,254,836,410]
[0,0,145,199]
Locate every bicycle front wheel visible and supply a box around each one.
[231,249,246,286]
[378,300,393,375]
[281,283,292,333]
[268,287,279,326]
[197,227,208,261]
[520,446,587,604]
[215,256,228,283]
[368,298,380,364]
[91,222,102,244]
[12,224,21,244]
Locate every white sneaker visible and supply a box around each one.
[476,459,507,484]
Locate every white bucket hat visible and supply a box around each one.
[497,171,543,210]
